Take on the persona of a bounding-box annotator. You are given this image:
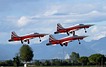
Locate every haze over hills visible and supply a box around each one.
[0,36,106,60]
[0,0,106,62]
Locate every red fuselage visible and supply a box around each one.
[57,24,93,33]
[47,35,87,45]
[9,33,47,41]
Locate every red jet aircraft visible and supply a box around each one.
[54,23,94,36]
[46,35,87,46]
[8,31,48,44]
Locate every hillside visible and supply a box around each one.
[0,36,106,60]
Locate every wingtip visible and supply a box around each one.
[45,34,49,35]
[90,24,95,26]
[84,36,88,38]
[8,39,13,42]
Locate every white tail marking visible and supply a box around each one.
[11,31,19,38]
[57,23,64,31]
[49,35,56,42]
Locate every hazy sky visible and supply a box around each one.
[0,0,106,44]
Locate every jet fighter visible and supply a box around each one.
[54,23,94,36]
[8,31,48,44]
[46,35,87,46]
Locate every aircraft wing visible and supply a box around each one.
[62,40,72,44]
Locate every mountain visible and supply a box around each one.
[85,37,106,54]
[0,44,21,60]
[30,40,96,59]
[0,36,106,60]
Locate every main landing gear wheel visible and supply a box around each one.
[79,42,81,44]
[67,32,70,36]
[60,44,63,47]
[78,39,81,44]
[27,40,30,44]
[39,37,41,42]
[84,28,87,33]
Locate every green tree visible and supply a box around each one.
[61,60,69,66]
[20,45,34,67]
[78,56,89,66]
[13,55,21,67]
[51,59,62,66]
[34,60,42,66]
[0,61,6,66]
[44,60,51,66]
[4,60,13,66]
[70,52,80,65]
[89,54,105,65]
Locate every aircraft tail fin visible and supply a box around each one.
[11,31,19,38]
[57,23,64,31]
[49,35,56,42]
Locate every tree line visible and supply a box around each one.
[0,45,106,67]
[0,45,33,67]
[33,52,106,66]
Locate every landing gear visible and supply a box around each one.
[21,40,23,44]
[72,31,75,36]
[21,40,30,44]
[67,32,70,36]
[60,43,68,47]
[70,31,75,36]
[46,43,51,46]
[84,28,87,33]
[65,44,68,46]
[27,39,30,44]
[79,42,81,44]
[54,32,58,34]
[40,40,41,42]
[60,44,63,47]
[78,39,81,44]
[64,43,68,46]
[39,37,41,42]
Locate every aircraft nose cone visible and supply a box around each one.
[90,24,95,27]
[46,43,51,46]
[83,36,88,38]
[45,34,49,35]
[8,39,13,42]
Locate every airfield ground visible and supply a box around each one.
[2,66,105,67]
